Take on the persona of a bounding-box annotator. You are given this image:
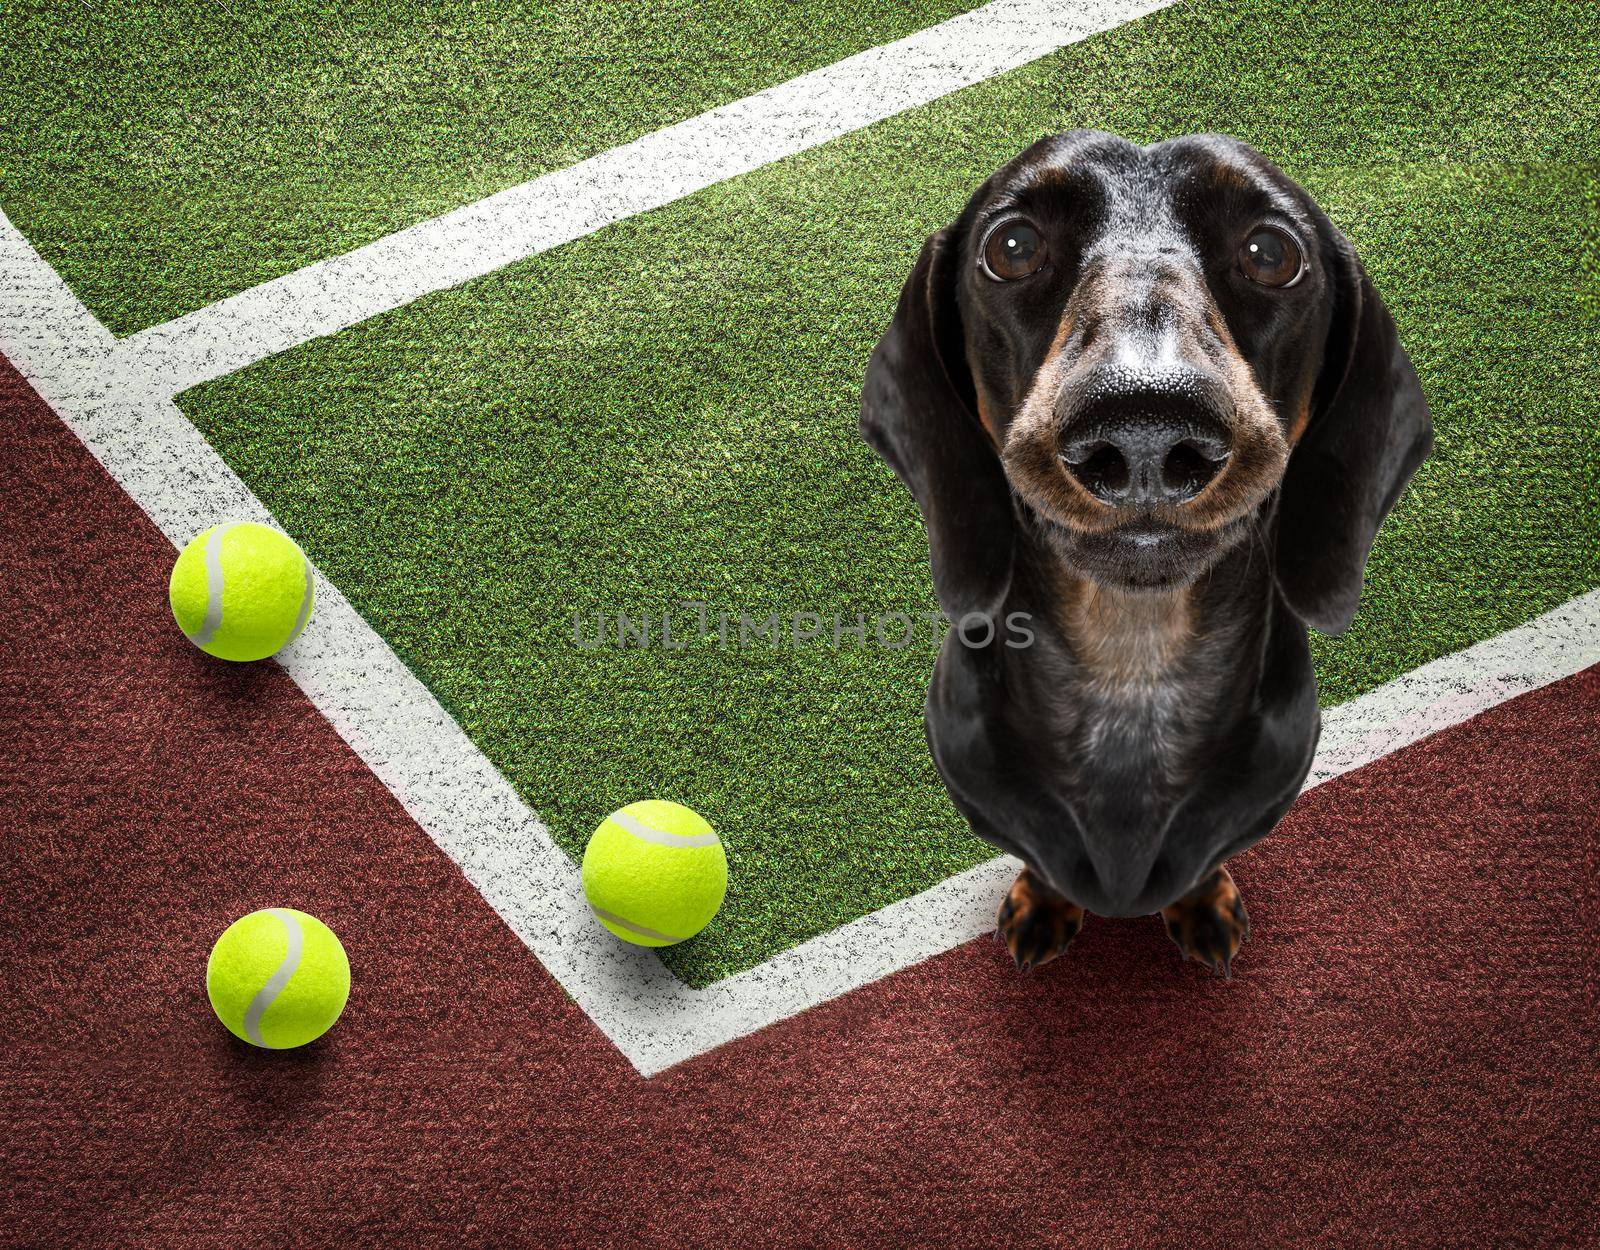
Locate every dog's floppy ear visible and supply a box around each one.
[1275,225,1432,635]
[860,227,1015,620]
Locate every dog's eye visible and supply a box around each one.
[1238,226,1304,288]
[981,218,1047,281]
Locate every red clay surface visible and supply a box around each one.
[3,355,1596,1248]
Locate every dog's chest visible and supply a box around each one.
[1040,583,1221,792]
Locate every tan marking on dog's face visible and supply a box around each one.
[1212,159,1252,189]
[1286,396,1313,444]
[968,365,1007,449]
[1001,309,1121,534]
[1178,289,1291,532]
[1000,254,1290,543]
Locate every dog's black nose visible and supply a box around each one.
[1059,366,1232,507]
[1061,423,1230,507]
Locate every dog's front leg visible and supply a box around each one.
[997,867,1085,971]
[1160,867,1250,976]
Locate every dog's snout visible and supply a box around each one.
[1058,365,1233,507]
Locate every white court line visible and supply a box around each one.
[9,206,1599,1074]
[115,0,1175,394]
[4,0,1599,1074]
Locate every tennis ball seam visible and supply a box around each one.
[588,904,691,943]
[207,908,350,1048]
[171,522,314,661]
[608,807,718,848]
[185,524,228,647]
[581,802,728,947]
[242,908,304,1047]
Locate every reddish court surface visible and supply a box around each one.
[3,354,1597,1249]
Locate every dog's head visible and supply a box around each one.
[862,131,1431,633]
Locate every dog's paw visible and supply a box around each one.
[1161,868,1250,977]
[997,869,1085,971]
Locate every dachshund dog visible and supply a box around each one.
[860,132,1431,974]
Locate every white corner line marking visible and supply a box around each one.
[113,0,1176,395]
[8,201,1597,1074]
[6,210,1599,1075]
[2,0,1596,1075]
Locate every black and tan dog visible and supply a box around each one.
[861,132,1431,974]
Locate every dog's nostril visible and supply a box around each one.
[1061,440,1130,500]
[1161,439,1229,502]
[1061,423,1230,507]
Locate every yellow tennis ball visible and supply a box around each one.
[206,909,351,1049]
[581,800,728,946]
[169,522,314,661]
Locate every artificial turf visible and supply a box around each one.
[3,0,1577,983]
[174,0,1600,985]
[0,0,980,335]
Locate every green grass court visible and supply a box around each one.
[0,0,980,334]
[5,0,1596,984]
